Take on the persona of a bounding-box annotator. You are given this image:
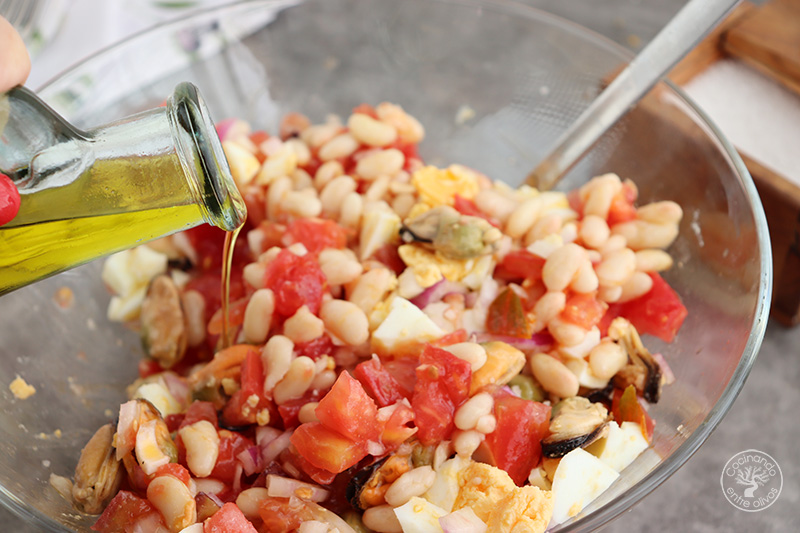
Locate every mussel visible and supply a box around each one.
[608,317,663,403]
[400,205,501,260]
[541,397,610,458]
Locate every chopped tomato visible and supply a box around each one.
[185,223,251,272]
[290,422,369,474]
[315,371,380,442]
[481,388,551,486]
[381,357,418,399]
[153,463,191,487]
[258,221,288,252]
[220,348,271,427]
[429,329,469,348]
[91,491,157,533]
[211,430,254,484]
[258,496,314,533]
[295,335,334,361]
[379,401,417,451]
[137,359,163,380]
[243,186,267,226]
[371,243,406,275]
[264,249,327,317]
[411,345,472,445]
[205,502,258,533]
[561,293,607,330]
[185,269,246,329]
[453,195,499,227]
[602,273,687,342]
[277,390,321,428]
[496,250,545,282]
[282,444,338,485]
[355,357,409,407]
[352,103,379,119]
[606,181,638,226]
[612,385,655,441]
[208,297,248,337]
[284,218,348,254]
[486,287,532,339]
[180,400,219,429]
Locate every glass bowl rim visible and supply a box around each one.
[14,0,771,530]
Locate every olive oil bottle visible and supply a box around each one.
[0,83,246,295]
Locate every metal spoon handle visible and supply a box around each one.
[527,0,740,190]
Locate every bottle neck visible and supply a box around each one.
[166,82,246,232]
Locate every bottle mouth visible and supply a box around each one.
[167,82,246,232]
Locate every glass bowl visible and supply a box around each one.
[0,0,771,531]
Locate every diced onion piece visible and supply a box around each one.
[439,507,487,533]
[266,474,330,502]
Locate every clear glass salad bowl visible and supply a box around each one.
[0,0,771,531]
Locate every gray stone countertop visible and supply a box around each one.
[2,0,794,531]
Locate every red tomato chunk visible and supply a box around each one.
[205,502,258,533]
[264,249,327,317]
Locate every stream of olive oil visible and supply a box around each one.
[220,224,243,349]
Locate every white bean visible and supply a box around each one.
[318,248,363,286]
[318,132,359,161]
[298,402,320,424]
[320,175,357,218]
[588,341,628,380]
[355,149,405,180]
[542,243,586,291]
[339,191,364,230]
[611,220,679,250]
[475,414,497,434]
[570,259,599,294]
[617,271,654,303]
[236,487,269,521]
[283,189,322,218]
[283,305,325,344]
[454,392,494,431]
[362,505,403,533]
[548,317,587,347]
[181,290,206,347]
[582,174,621,219]
[314,160,343,190]
[266,176,291,221]
[178,421,220,478]
[273,356,316,405]
[347,267,395,313]
[637,201,683,225]
[384,466,437,507]
[596,247,637,287]
[580,215,610,249]
[262,335,294,393]
[635,249,674,272]
[443,342,487,372]
[243,288,275,344]
[453,430,485,458]
[348,113,398,147]
[147,475,196,532]
[530,353,579,398]
[320,299,369,346]
[243,262,267,290]
[474,188,517,223]
[376,102,425,144]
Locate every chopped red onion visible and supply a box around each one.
[652,352,675,385]
[130,511,170,533]
[236,446,263,476]
[474,332,553,352]
[215,118,250,142]
[256,426,283,449]
[439,507,487,533]
[297,521,329,533]
[160,373,189,406]
[411,279,467,308]
[266,474,330,502]
[261,430,293,463]
[200,491,225,509]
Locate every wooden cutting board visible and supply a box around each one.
[723,0,800,95]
